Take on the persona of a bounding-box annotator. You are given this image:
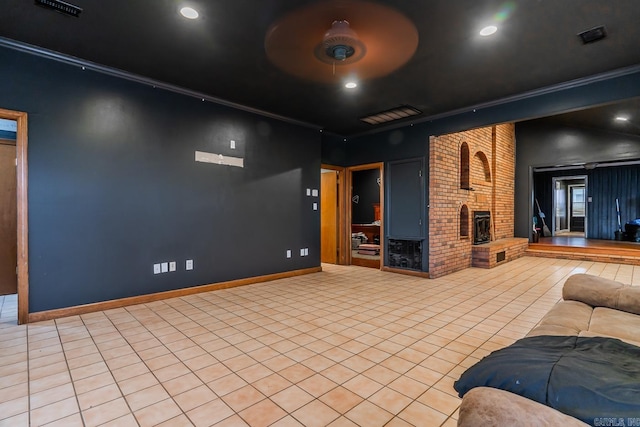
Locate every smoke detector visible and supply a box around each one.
[314,20,366,65]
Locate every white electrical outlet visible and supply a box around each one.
[161,262,169,273]
[153,264,161,274]
[304,248,309,256]
[186,259,193,270]
[300,248,305,257]
[313,202,318,210]
[169,261,176,272]
[306,188,311,196]
[230,140,236,149]
[312,189,318,197]
[286,250,291,258]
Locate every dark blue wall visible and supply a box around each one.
[0,46,321,312]
[516,121,640,238]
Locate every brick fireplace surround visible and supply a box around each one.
[429,124,527,278]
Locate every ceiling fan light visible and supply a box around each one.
[323,20,359,61]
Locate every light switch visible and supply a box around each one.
[313,202,318,210]
[286,250,291,258]
[169,261,176,272]
[306,188,311,196]
[230,140,236,149]
[312,189,318,197]
[153,264,161,274]
[161,262,168,273]
[186,259,194,270]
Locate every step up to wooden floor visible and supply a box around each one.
[526,246,640,266]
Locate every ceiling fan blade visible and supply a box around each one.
[264,0,419,83]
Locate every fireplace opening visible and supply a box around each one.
[473,211,491,245]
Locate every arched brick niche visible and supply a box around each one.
[473,151,491,184]
[460,204,469,238]
[460,142,470,189]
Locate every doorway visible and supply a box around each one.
[0,108,28,325]
[320,166,346,264]
[552,176,587,237]
[347,163,383,269]
[0,135,17,297]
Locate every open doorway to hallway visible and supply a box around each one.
[0,118,17,325]
[320,166,343,264]
[552,175,587,237]
[0,108,28,325]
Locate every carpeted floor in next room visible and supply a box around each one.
[1,257,639,427]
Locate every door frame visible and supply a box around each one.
[0,108,28,324]
[320,164,347,265]
[346,162,384,269]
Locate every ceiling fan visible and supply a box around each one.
[264,0,419,83]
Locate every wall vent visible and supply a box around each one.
[360,106,421,125]
[578,26,606,44]
[35,0,82,17]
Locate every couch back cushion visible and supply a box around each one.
[563,274,640,315]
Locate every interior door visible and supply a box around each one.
[0,140,17,296]
[320,170,338,263]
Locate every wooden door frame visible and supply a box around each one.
[321,164,347,265]
[0,108,28,324]
[346,163,384,269]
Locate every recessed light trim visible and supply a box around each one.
[480,25,498,36]
[345,82,358,89]
[180,6,199,19]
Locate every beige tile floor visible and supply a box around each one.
[1,257,640,427]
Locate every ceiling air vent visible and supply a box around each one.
[360,106,422,125]
[578,26,606,44]
[35,0,83,17]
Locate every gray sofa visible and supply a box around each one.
[457,274,640,426]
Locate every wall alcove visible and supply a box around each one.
[473,151,491,184]
[460,142,470,189]
[460,204,469,238]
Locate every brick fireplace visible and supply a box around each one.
[428,123,521,278]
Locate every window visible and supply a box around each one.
[571,187,585,217]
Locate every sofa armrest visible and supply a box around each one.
[563,274,640,315]
[458,387,588,427]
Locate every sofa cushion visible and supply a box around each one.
[589,307,640,344]
[458,387,589,427]
[540,300,593,331]
[526,300,593,337]
[563,273,640,315]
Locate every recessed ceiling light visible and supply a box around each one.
[615,116,629,122]
[180,7,199,19]
[480,25,498,36]
[345,82,358,89]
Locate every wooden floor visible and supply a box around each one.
[527,236,640,265]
